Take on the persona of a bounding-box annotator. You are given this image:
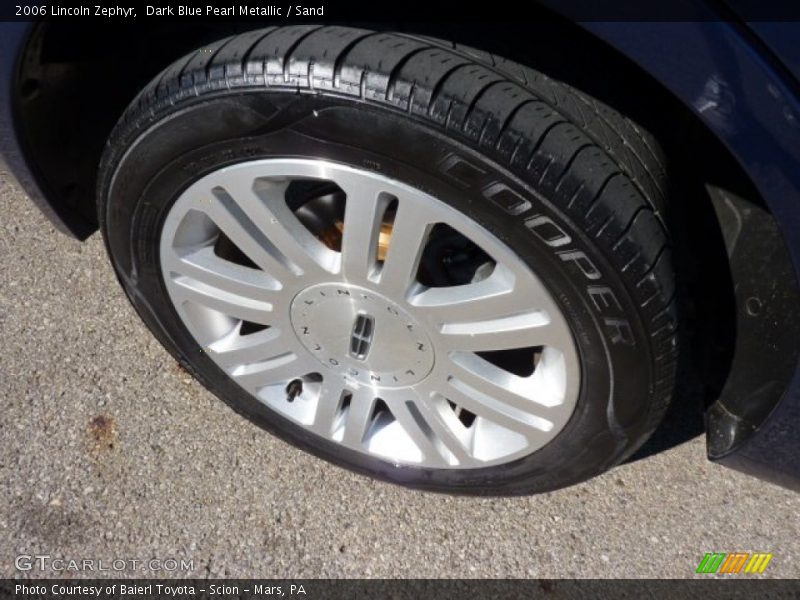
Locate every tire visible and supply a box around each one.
[98,25,678,495]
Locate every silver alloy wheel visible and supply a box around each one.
[159,159,580,468]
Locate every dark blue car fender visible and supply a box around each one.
[575,16,800,488]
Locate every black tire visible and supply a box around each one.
[98,25,678,495]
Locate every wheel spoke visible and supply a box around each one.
[165,246,280,298]
[440,311,562,351]
[413,264,569,351]
[443,377,550,438]
[441,354,558,435]
[341,387,377,448]
[377,201,434,298]
[195,188,300,282]
[449,351,565,409]
[338,181,390,281]
[215,177,337,276]
[410,264,528,319]
[230,352,317,389]
[392,398,471,466]
[168,274,274,326]
[206,326,285,369]
[310,378,350,437]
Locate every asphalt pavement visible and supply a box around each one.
[1,172,798,579]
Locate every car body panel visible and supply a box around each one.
[741,21,800,83]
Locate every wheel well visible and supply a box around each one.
[15,21,255,237]
[16,16,754,419]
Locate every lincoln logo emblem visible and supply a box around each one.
[349,313,375,360]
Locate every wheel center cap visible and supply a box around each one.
[290,283,435,387]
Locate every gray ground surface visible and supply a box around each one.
[1,174,798,579]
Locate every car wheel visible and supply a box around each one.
[98,26,678,494]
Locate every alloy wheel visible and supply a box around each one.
[159,159,580,468]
